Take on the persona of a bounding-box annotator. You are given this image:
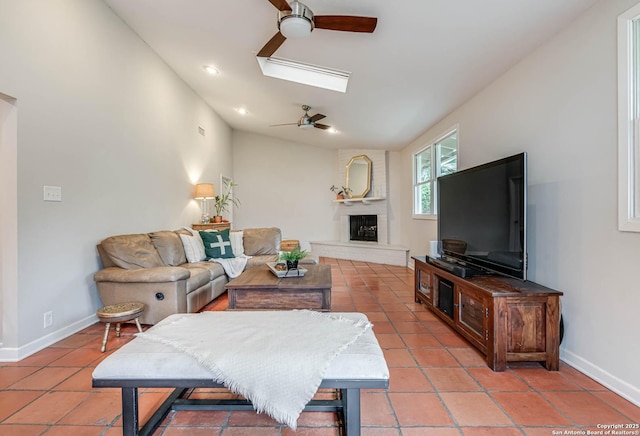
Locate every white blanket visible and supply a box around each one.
[209,254,249,278]
[137,311,371,429]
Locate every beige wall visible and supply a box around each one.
[231,131,337,250]
[401,0,640,405]
[0,0,232,358]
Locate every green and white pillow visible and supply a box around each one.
[200,229,235,259]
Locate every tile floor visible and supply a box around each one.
[1,258,639,435]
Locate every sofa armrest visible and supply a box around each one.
[94,266,190,283]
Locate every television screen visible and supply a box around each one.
[437,152,527,280]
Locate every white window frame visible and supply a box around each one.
[618,4,640,232]
[412,126,458,220]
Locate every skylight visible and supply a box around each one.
[256,56,350,93]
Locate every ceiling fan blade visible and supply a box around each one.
[314,123,332,130]
[309,113,326,123]
[257,32,287,57]
[269,122,298,127]
[268,0,291,12]
[314,16,377,33]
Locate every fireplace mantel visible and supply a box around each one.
[333,196,385,206]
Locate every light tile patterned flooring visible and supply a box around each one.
[1,257,639,435]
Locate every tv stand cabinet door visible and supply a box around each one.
[491,295,560,371]
[414,263,433,306]
[455,284,489,354]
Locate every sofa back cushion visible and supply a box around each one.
[149,231,187,266]
[100,234,164,270]
[243,227,281,256]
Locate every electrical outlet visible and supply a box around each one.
[43,186,62,202]
[44,311,53,328]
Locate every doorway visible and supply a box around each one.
[220,175,234,226]
[0,92,18,351]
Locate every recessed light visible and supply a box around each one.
[327,127,338,134]
[203,65,220,75]
[235,108,248,116]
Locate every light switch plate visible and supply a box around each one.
[44,186,62,202]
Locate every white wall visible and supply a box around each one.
[0,0,232,358]
[232,131,337,251]
[401,0,640,405]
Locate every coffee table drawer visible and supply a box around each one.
[229,288,331,311]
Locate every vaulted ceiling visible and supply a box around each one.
[103,0,599,150]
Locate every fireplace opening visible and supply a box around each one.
[350,215,378,242]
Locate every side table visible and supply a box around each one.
[96,302,145,352]
[192,222,231,231]
[281,239,300,252]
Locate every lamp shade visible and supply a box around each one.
[194,183,215,199]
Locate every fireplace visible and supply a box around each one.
[349,215,378,242]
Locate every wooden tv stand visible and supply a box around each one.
[413,256,563,371]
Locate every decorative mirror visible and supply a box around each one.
[346,154,372,198]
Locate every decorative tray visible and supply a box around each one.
[267,262,308,278]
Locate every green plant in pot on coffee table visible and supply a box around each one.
[279,246,308,270]
[213,181,240,223]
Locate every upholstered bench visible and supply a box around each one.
[92,312,389,436]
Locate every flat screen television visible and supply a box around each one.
[437,152,527,280]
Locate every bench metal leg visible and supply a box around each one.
[342,388,361,436]
[118,386,363,435]
[121,387,139,436]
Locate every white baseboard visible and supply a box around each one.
[561,348,640,408]
[0,314,98,362]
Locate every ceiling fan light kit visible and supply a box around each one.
[278,3,314,39]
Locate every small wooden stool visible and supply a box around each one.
[96,302,144,352]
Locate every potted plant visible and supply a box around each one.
[278,246,308,270]
[213,180,240,223]
[330,185,351,200]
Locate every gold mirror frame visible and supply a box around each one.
[346,154,372,198]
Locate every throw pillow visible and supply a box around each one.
[229,230,244,256]
[178,228,206,263]
[200,229,235,259]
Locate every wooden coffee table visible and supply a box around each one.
[225,264,331,311]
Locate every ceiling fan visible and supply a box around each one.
[270,105,332,130]
[257,0,377,58]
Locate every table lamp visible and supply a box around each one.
[194,183,215,223]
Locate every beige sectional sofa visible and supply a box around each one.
[94,227,286,324]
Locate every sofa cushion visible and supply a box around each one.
[149,231,187,266]
[200,230,235,259]
[184,267,211,293]
[183,261,226,281]
[100,234,164,270]
[243,227,281,256]
[229,230,244,256]
[245,254,278,268]
[179,229,206,263]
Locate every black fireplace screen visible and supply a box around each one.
[349,215,378,242]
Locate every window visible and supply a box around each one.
[618,4,640,232]
[413,128,458,217]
